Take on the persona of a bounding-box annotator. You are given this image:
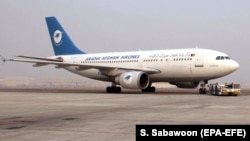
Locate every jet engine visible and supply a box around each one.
[116,71,149,89]
[172,81,199,88]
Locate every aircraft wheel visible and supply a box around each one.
[199,88,206,94]
[150,87,156,93]
[115,87,121,93]
[106,86,121,93]
[106,87,111,93]
[142,87,155,93]
[199,88,203,94]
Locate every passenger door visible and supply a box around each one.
[195,52,204,67]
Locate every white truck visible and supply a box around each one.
[209,83,241,96]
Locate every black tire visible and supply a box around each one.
[106,86,121,93]
[199,88,203,94]
[142,87,156,93]
[106,87,112,93]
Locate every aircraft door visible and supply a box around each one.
[195,52,204,67]
[138,56,143,68]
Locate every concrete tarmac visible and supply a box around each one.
[0,89,250,141]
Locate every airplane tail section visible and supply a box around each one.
[45,16,85,55]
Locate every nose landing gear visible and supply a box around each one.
[199,80,208,94]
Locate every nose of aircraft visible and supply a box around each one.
[229,60,239,72]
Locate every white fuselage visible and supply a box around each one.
[53,48,239,84]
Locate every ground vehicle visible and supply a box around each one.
[209,83,240,96]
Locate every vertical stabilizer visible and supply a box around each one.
[45,17,85,55]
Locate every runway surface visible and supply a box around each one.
[0,89,250,141]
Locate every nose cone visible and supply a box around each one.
[219,60,239,77]
[230,60,239,72]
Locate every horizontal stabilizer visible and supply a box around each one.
[17,55,63,62]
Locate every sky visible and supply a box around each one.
[0,0,249,85]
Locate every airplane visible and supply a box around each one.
[7,16,239,93]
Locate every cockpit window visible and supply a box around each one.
[216,56,221,60]
[216,56,231,60]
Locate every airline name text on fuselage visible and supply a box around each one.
[85,52,196,61]
[149,52,194,58]
[85,55,140,61]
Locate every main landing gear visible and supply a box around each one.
[106,83,121,93]
[142,84,156,93]
[106,83,156,93]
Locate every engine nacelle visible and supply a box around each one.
[116,71,149,89]
[173,81,199,88]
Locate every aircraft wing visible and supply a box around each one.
[8,56,161,74]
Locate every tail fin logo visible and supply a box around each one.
[53,30,63,46]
